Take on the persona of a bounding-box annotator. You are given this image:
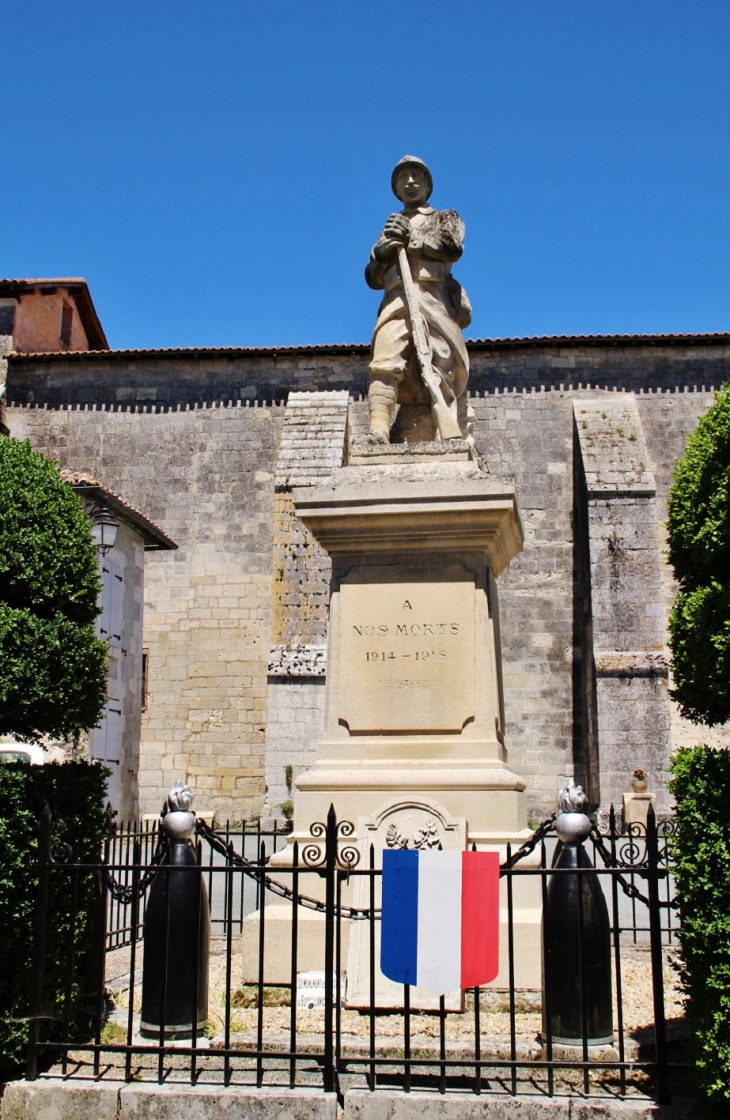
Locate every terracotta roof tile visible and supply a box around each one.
[0,278,88,287]
[59,469,177,550]
[0,278,109,351]
[10,329,730,362]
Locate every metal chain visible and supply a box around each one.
[499,814,556,872]
[103,813,678,916]
[105,831,168,903]
[496,815,679,911]
[198,815,566,917]
[195,817,379,921]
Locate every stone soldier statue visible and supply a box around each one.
[365,155,472,444]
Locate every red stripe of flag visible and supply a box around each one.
[460,851,500,989]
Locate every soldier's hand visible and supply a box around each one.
[373,214,411,263]
[382,213,411,245]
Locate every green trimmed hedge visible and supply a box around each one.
[669,745,730,1107]
[667,385,730,726]
[0,438,108,741]
[0,762,111,1075]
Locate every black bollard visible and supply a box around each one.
[140,783,210,1038]
[542,780,613,1047]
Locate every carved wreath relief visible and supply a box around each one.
[386,817,441,850]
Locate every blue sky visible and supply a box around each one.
[3,1,730,349]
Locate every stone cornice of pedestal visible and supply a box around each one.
[293,468,523,576]
[294,765,526,792]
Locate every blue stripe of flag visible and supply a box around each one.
[381,849,418,985]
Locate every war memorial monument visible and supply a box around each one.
[3,156,729,1112]
[4,156,729,848]
[237,157,536,1002]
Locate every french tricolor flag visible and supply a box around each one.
[381,849,500,996]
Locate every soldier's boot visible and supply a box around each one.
[456,392,474,440]
[367,376,398,444]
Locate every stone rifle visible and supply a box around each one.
[396,244,462,441]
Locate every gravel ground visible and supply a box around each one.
[54,937,687,1098]
[104,940,685,1049]
[202,944,686,1053]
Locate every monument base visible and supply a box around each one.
[240,819,541,1008]
[242,454,540,1007]
[239,904,352,987]
[239,915,541,1005]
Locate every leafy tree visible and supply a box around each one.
[0,762,111,1074]
[669,746,730,1108]
[0,438,108,741]
[667,385,730,725]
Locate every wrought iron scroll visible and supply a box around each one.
[47,816,73,866]
[590,807,678,910]
[196,815,372,920]
[302,817,360,871]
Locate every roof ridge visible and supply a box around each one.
[60,469,176,549]
[10,328,730,361]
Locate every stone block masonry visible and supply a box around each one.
[274,390,350,489]
[8,336,730,409]
[0,1080,692,1120]
[573,398,671,811]
[270,390,350,655]
[6,335,730,820]
[0,1082,339,1120]
[466,391,576,820]
[9,400,284,819]
[636,389,730,754]
[94,519,145,820]
[266,391,348,811]
[265,677,326,811]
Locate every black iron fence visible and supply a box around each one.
[24,805,685,1105]
[105,818,292,951]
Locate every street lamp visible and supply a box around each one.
[90,502,119,556]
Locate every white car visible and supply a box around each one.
[0,741,64,765]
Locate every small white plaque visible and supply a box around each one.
[296,971,338,1009]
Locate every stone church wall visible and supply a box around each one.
[6,336,730,821]
[8,398,284,818]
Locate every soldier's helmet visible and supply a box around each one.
[391,155,433,201]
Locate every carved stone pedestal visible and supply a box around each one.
[287,458,527,841]
[241,453,540,1003]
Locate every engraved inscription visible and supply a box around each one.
[352,622,460,636]
[383,679,431,691]
[339,569,475,733]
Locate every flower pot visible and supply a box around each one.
[631,777,648,793]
